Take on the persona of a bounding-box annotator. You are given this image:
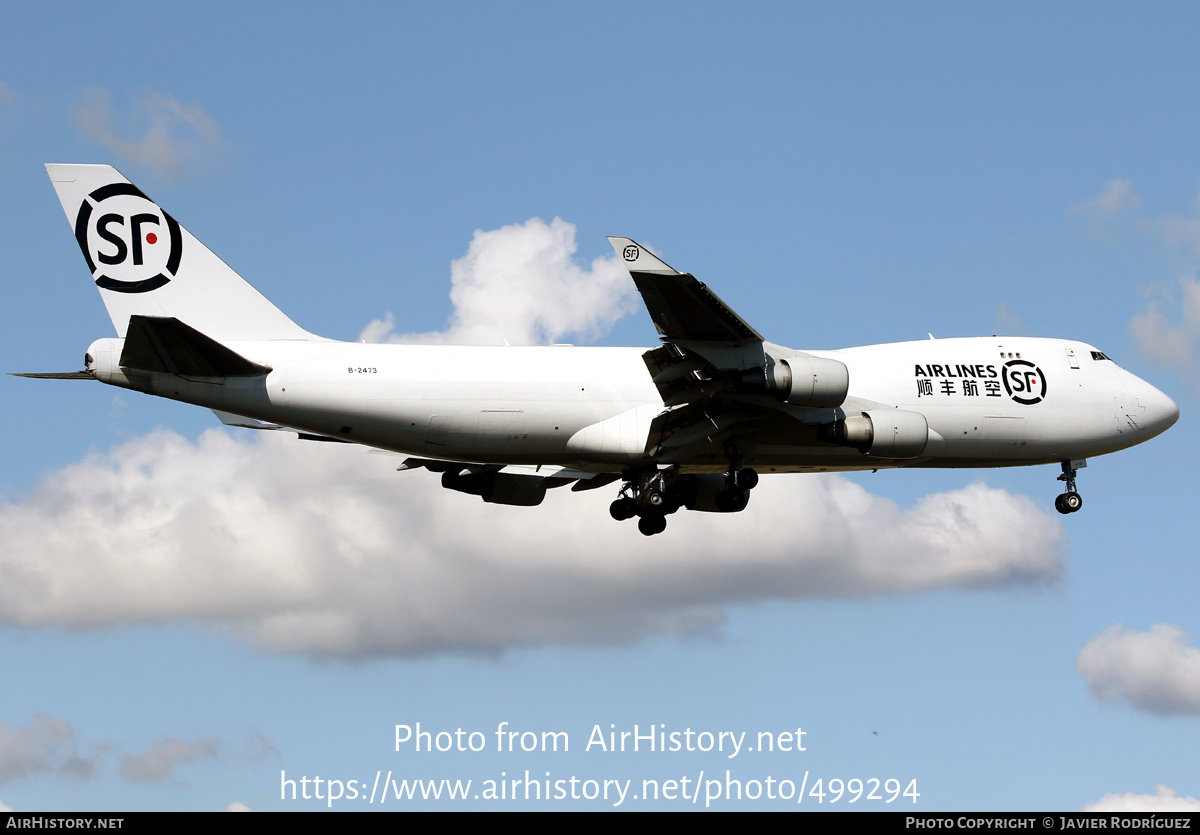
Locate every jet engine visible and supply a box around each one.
[670,474,751,513]
[741,355,849,408]
[819,408,929,459]
[440,471,547,506]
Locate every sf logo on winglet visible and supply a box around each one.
[1002,359,1047,405]
[72,183,182,294]
[623,245,640,262]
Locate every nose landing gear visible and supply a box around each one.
[1054,459,1086,514]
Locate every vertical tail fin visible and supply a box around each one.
[46,163,313,341]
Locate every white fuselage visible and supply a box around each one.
[85,334,1179,474]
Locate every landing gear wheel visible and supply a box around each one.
[641,488,665,509]
[736,468,759,490]
[1054,492,1083,514]
[610,497,637,521]
[638,514,667,536]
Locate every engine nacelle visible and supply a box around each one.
[670,474,751,513]
[742,355,849,408]
[440,471,547,506]
[819,408,929,459]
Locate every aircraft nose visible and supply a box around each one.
[1132,376,1179,437]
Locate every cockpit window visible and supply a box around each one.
[1090,351,1111,361]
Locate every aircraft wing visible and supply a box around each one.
[607,237,764,342]
[609,237,793,466]
[395,456,620,493]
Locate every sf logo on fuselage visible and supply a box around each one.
[1002,359,1047,405]
[72,183,182,294]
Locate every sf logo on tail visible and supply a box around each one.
[72,183,182,294]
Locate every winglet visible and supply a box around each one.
[607,237,681,275]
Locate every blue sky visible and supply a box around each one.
[1,2,1199,811]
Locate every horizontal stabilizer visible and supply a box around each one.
[212,409,352,443]
[10,371,95,380]
[122,316,271,377]
[212,409,283,430]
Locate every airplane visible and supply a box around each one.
[18,163,1179,536]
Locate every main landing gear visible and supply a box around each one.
[609,469,675,536]
[609,465,760,536]
[1054,459,1085,515]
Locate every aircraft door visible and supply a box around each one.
[472,409,527,455]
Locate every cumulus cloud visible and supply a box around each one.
[359,217,637,346]
[73,88,228,180]
[0,716,97,784]
[1076,624,1200,715]
[1159,199,1200,260]
[1074,179,1141,238]
[0,428,1064,658]
[1077,178,1200,255]
[1081,784,1200,812]
[1130,277,1200,390]
[1093,181,1200,389]
[246,731,279,761]
[120,737,220,783]
[225,801,253,812]
[993,301,1030,336]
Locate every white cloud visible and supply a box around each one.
[0,800,11,812]
[119,737,220,783]
[73,88,228,180]
[1082,784,1200,812]
[0,716,96,784]
[1100,180,1200,390]
[1074,179,1141,238]
[359,217,637,346]
[1130,277,1200,390]
[224,801,253,812]
[993,301,1030,336]
[0,428,1064,658]
[246,731,279,761]
[1076,624,1200,715]
[1160,201,1200,260]
[0,81,16,117]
